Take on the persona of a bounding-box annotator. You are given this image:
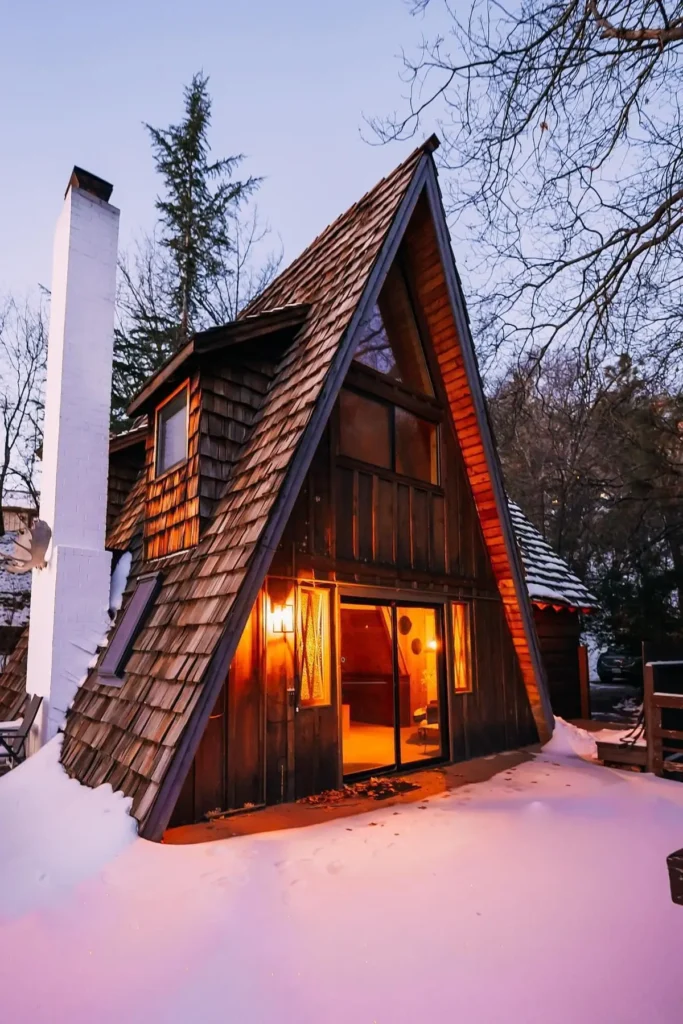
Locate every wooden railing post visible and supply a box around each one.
[578,644,590,720]
[644,662,657,775]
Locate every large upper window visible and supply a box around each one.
[395,407,438,484]
[155,384,189,476]
[339,390,391,470]
[353,263,434,396]
[339,389,438,485]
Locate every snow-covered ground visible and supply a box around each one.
[1,727,682,1023]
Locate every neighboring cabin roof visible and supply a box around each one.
[51,137,551,839]
[508,501,598,612]
[0,533,32,720]
[0,533,32,631]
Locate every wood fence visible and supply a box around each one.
[644,660,683,777]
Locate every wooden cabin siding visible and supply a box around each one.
[533,607,582,720]
[143,374,201,560]
[452,596,537,760]
[268,386,537,768]
[107,446,146,536]
[198,357,276,527]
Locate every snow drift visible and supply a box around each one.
[0,735,136,917]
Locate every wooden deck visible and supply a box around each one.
[596,739,647,771]
[645,660,683,778]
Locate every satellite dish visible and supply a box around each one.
[0,520,52,573]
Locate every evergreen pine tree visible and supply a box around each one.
[112,72,268,427]
[145,72,257,340]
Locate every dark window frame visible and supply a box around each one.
[96,572,163,686]
[338,385,441,487]
[154,380,190,478]
[353,260,435,397]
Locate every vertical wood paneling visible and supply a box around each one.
[376,478,395,564]
[412,488,429,570]
[396,483,411,566]
[227,602,263,810]
[311,427,333,558]
[431,493,446,574]
[357,473,374,562]
[336,467,355,560]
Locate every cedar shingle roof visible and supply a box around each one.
[0,629,28,721]
[508,501,598,611]
[60,142,435,835]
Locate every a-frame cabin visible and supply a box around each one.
[3,138,553,838]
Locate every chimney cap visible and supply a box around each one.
[66,166,113,203]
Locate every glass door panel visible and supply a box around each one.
[396,606,444,766]
[341,604,396,774]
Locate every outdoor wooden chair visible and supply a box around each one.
[0,695,42,771]
[4,691,27,724]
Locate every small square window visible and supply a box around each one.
[155,385,189,476]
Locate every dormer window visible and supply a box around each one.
[155,383,189,476]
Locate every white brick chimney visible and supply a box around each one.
[27,168,120,743]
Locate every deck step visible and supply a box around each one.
[596,740,647,769]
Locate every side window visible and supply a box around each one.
[451,602,472,693]
[297,587,332,708]
[155,384,189,476]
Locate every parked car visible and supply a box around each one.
[597,648,643,686]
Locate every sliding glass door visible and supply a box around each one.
[340,600,446,777]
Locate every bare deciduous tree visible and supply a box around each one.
[375,0,683,382]
[112,210,281,427]
[0,295,47,534]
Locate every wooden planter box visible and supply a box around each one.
[666,848,683,905]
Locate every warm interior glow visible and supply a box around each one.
[297,587,331,707]
[341,603,444,775]
[269,602,294,634]
[452,602,471,692]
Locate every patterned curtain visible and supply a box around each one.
[298,588,328,705]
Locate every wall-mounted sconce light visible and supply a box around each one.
[270,602,294,634]
[427,639,438,651]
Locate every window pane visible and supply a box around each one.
[341,604,396,773]
[452,603,472,693]
[339,390,391,469]
[353,263,434,396]
[396,606,444,765]
[354,304,397,378]
[395,407,438,484]
[298,588,331,707]
[156,387,188,475]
